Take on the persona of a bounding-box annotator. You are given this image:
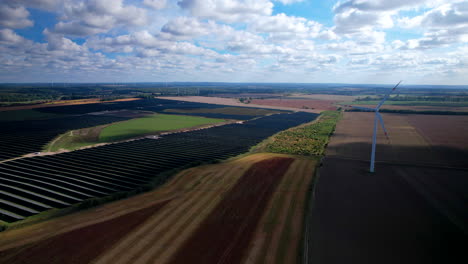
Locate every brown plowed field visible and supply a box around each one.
[326,112,468,168]
[250,99,337,111]
[0,200,169,264]
[0,153,317,264]
[245,158,316,264]
[169,157,294,264]
[307,112,468,264]
[359,104,468,112]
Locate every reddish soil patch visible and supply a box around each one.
[0,200,170,264]
[406,115,468,150]
[169,157,294,264]
[250,99,337,111]
[214,93,282,99]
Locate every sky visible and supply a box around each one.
[0,0,467,84]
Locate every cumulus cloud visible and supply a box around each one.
[53,0,148,36]
[161,17,219,39]
[0,0,466,83]
[396,2,468,49]
[0,5,33,29]
[0,29,25,44]
[274,0,304,4]
[178,0,273,23]
[333,0,428,13]
[143,0,167,10]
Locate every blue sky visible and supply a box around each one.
[0,0,467,84]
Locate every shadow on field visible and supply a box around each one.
[307,155,468,264]
[326,142,468,169]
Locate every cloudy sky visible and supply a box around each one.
[0,0,467,84]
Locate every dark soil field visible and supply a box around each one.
[326,112,468,168]
[308,158,467,264]
[169,157,294,264]
[250,98,338,111]
[307,112,468,264]
[0,200,169,264]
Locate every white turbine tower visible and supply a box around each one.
[346,81,402,173]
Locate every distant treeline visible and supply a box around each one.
[346,108,468,115]
[355,95,468,102]
[1,83,468,105]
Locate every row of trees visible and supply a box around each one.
[356,95,468,102]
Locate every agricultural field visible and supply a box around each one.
[0,153,316,264]
[306,112,468,264]
[263,111,341,156]
[161,96,323,113]
[0,112,317,223]
[163,106,280,115]
[0,98,258,160]
[99,114,224,142]
[249,98,338,111]
[46,114,226,151]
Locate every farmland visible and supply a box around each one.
[161,96,323,113]
[250,98,338,111]
[264,111,341,156]
[99,114,225,142]
[1,83,468,264]
[0,153,316,264]
[0,98,269,161]
[0,111,317,223]
[306,112,468,264]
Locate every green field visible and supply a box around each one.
[264,111,341,156]
[99,114,225,141]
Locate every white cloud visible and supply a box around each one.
[0,4,33,29]
[53,0,148,36]
[143,0,167,10]
[333,8,394,34]
[0,29,25,44]
[178,0,273,23]
[274,0,304,4]
[161,17,218,38]
[333,0,428,13]
[396,2,468,49]
[1,0,61,11]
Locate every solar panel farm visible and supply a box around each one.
[0,83,467,264]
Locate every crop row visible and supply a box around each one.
[0,112,318,222]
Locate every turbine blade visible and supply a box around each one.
[376,112,389,139]
[376,80,402,110]
[350,105,375,111]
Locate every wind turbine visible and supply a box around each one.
[345,81,402,173]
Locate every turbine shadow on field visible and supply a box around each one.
[308,156,468,264]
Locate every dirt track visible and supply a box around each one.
[307,112,468,264]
